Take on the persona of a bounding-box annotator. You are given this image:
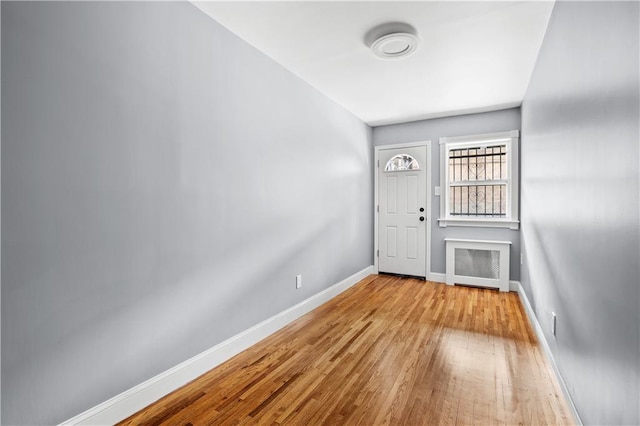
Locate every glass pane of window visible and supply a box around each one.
[449,184,507,217]
[384,154,420,172]
[448,144,507,217]
[449,144,506,183]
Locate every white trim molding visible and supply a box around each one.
[514,283,583,425]
[428,272,446,283]
[60,265,375,426]
[439,130,520,230]
[436,218,520,230]
[430,272,520,294]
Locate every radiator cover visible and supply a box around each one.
[444,239,511,292]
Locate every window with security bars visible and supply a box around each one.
[439,131,519,229]
[449,145,507,217]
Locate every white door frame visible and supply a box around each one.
[374,141,432,278]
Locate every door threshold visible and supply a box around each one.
[379,272,426,281]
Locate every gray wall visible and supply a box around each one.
[373,108,521,281]
[0,3,3,422]
[1,2,373,424]
[521,2,639,424]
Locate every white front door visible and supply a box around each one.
[378,146,427,278]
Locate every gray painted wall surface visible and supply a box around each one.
[521,2,639,424]
[0,3,3,422]
[373,108,521,281]
[1,2,372,424]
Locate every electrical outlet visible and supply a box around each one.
[296,274,302,289]
[434,186,441,196]
[551,312,557,336]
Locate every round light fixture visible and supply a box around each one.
[371,32,419,60]
[365,22,420,60]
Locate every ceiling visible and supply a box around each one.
[193,1,555,126]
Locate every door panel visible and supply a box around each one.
[407,175,418,214]
[386,176,397,214]
[386,227,397,258]
[378,146,427,277]
[406,227,418,259]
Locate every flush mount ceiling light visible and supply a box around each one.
[365,22,420,60]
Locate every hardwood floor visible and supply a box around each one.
[119,274,573,425]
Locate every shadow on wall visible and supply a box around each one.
[521,177,640,423]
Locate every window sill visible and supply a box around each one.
[437,218,520,230]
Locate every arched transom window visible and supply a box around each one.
[384,154,420,172]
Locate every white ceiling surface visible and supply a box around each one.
[193,2,555,126]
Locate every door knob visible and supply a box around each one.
[420,216,425,221]
[420,207,424,212]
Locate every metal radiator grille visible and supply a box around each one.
[454,248,500,279]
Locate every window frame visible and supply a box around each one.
[438,130,519,230]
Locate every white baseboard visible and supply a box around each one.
[428,272,445,283]
[429,273,520,293]
[514,282,583,425]
[61,265,375,426]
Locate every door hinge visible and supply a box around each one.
[376,205,379,212]
[377,249,379,257]
[377,160,379,167]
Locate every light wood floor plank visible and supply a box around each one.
[119,275,573,425]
